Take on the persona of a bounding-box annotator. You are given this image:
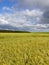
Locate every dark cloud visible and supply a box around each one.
[0,24,36,31]
[43,10,49,18]
[40,9,49,24]
[0,24,18,30]
[15,0,49,9]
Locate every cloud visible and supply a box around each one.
[1,8,49,31]
[39,9,49,24]
[3,7,12,11]
[24,9,42,17]
[7,0,49,10]
[4,9,42,26]
[0,14,8,25]
[0,8,44,31]
[6,0,49,26]
[1,4,49,32]
[24,9,43,23]
[18,0,49,9]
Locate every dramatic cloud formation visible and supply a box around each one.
[0,8,48,31]
[0,0,49,31]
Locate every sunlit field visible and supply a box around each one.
[0,33,49,65]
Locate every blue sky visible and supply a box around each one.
[0,0,49,32]
[0,0,14,13]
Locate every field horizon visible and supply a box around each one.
[0,30,31,33]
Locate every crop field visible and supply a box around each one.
[0,33,49,65]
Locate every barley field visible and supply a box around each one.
[0,33,49,65]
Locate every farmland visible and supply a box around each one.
[0,33,49,65]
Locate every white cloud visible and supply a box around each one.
[1,9,42,27]
[23,9,43,17]
[0,14,8,25]
[2,6,13,12]
[23,9,43,22]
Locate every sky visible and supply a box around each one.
[0,0,49,32]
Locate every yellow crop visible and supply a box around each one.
[0,33,49,65]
